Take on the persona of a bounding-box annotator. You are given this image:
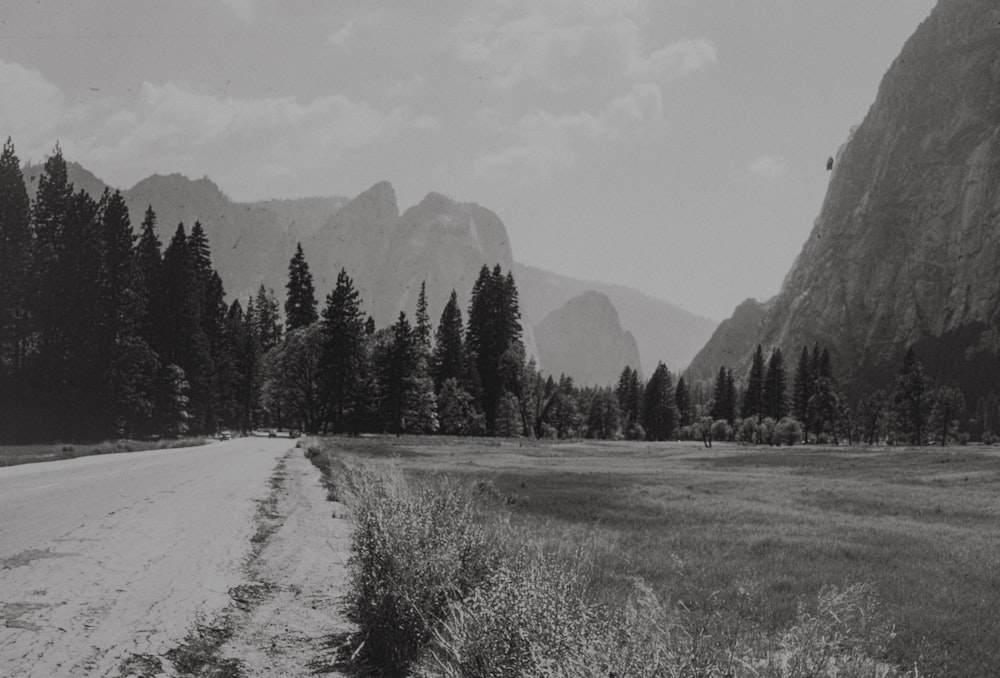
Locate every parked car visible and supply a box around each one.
[267,430,277,438]
[218,431,231,441]
[289,430,300,438]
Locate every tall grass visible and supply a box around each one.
[317,447,917,678]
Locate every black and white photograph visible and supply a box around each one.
[1,1,998,676]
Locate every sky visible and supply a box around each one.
[0,0,937,321]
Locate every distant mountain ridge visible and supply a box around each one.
[23,161,717,381]
[535,291,642,386]
[686,0,1000,401]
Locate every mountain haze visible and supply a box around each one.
[535,291,642,386]
[687,0,1000,399]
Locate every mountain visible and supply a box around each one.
[22,162,348,302]
[515,263,716,373]
[684,298,770,384]
[687,0,1000,401]
[534,291,642,386]
[21,162,714,378]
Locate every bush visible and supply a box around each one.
[711,419,731,442]
[776,417,803,446]
[737,418,758,444]
[345,461,510,676]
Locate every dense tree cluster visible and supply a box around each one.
[695,342,977,447]
[2,142,992,447]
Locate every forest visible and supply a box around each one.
[0,139,987,446]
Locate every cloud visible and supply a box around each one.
[219,0,257,23]
[474,82,663,185]
[453,0,716,90]
[0,59,438,199]
[0,60,73,156]
[748,155,786,180]
[384,74,427,99]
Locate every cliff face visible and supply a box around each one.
[534,291,642,387]
[689,0,1000,390]
[514,263,716,374]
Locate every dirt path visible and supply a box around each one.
[219,449,352,676]
[0,437,354,677]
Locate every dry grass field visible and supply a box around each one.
[318,436,1000,677]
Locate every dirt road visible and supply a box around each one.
[0,436,348,677]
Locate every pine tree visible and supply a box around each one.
[793,346,812,440]
[0,138,32,376]
[432,289,467,390]
[159,224,214,432]
[379,312,416,434]
[134,206,164,354]
[284,242,318,331]
[642,362,679,441]
[710,366,729,422]
[30,146,75,432]
[675,376,692,427]
[415,280,431,353]
[254,285,282,354]
[321,269,365,433]
[741,345,766,423]
[762,347,788,421]
[97,190,158,437]
[466,264,525,435]
[724,368,737,424]
[236,297,263,432]
[616,366,642,435]
[894,348,931,445]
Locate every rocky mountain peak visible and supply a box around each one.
[687,0,1000,398]
[337,180,399,224]
[535,291,642,386]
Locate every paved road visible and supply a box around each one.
[0,437,293,677]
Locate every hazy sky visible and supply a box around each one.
[0,0,936,320]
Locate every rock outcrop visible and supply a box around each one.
[534,291,642,386]
[687,0,1000,397]
[515,263,716,373]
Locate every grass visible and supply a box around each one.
[0,436,213,467]
[314,437,1000,678]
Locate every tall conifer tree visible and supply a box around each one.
[763,347,788,420]
[741,345,766,423]
[0,138,31,377]
[321,269,365,432]
[284,242,317,331]
[642,362,679,441]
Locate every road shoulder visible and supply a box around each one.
[219,446,353,676]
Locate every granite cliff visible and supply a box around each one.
[534,291,643,387]
[688,0,1000,398]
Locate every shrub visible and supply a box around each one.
[776,417,803,446]
[345,461,510,676]
[711,419,731,442]
[737,418,758,444]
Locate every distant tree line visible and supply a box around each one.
[692,342,977,448]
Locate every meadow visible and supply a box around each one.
[316,436,1000,678]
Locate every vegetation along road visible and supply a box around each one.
[0,436,349,677]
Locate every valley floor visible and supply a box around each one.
[320,436,1000,678]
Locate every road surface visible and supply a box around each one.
[0,437,296,677]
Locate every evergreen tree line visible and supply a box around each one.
[268,255,685,441]
[2,141,984,446]
[0,141,286,441]
[695,343,979,447]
